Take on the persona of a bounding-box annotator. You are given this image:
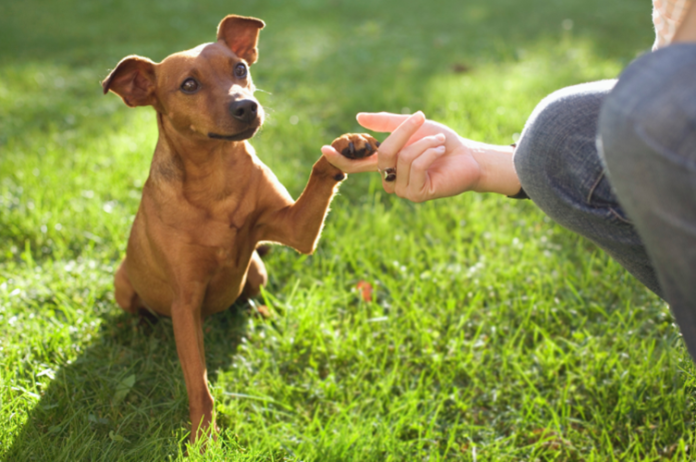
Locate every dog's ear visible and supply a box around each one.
[102,55,157,107]
[216,15,265,65]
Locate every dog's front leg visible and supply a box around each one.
[258,156,345,254]
[170,284,216,445]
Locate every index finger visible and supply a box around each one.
[377,111,426,171]
[357,112,412,132]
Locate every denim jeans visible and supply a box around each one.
[513,43,696,358]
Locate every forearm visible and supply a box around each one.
[673,1,696,43]
[466,140,521,196]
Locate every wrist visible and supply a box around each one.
[466,140,521,195]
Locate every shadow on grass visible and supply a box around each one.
[3,304,250,461]
[0,0,662,460]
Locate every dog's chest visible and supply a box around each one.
[146,192,257,268]
[211,245,244,269]
[182,192,256,238]
[197,200,258,263]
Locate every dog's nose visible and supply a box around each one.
[229,99,258,124]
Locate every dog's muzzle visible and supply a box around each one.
[208,99,262,141]
[229,99,258,125]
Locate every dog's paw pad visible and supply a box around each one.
[331,133,380,160]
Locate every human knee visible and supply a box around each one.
[514,81,614,202]
[600,44,696,165]
[514,90,570,192]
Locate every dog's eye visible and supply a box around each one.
[234,63,248,78]
[180,78,200,94]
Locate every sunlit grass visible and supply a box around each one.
[1,0,694,461]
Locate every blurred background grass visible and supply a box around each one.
[2,0,694,461]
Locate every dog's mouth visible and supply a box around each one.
[208,127,259,142]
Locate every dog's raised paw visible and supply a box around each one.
[331,133,380,160]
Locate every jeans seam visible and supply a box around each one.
[586,170,605,205]
[585,170,633,224]
[609,207,633,225]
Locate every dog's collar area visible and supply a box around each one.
[208,128,257,141]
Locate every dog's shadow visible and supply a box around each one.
[3,304,251,461]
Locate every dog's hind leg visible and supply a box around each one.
[114,259,144,314]
[239,250,268,300]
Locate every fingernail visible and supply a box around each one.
[436,134,446,141]
[411,111,425,123]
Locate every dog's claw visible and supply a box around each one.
[332,133,381,160]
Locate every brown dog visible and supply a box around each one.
[102,15,378,444]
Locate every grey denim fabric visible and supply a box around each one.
[513,80,662,296]
[599,44,696,359]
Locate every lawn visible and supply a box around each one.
[1,0,694,460]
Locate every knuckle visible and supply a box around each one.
[412,157,428,170]
[406,191,423,203]
[378,146,396,158]
[398,149,417,164]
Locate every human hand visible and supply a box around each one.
[322,111,484,202]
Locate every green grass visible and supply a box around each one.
[1,0,694,460]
